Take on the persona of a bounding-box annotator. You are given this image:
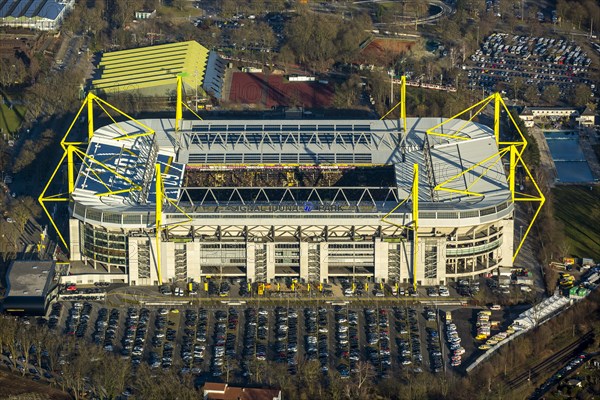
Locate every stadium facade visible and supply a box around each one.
[65,114,518,287]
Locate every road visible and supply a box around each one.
[308,0,453,27]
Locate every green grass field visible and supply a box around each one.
[552,186,600,260]
[0,92,25,135]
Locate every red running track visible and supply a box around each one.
[228,72,333,108]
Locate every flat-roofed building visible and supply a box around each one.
[202,382,281,400]
[2,260,58,316]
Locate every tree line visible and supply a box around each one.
[280,10,373,72]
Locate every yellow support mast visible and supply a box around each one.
[380,75,407,123]
[43,92,157,254]
[88,92,95,141]
[67,145,76,194]
[155,163,163,285]
[381,162,419,291]
[511,145,545,261]
[175,73,189,131]
[176,75,183,131]
[494,92,501,144]
[401,75,407,133]
[412,163,418,293]
[38,151,70,251]
[426,92,543,262]
[509,145,516,203]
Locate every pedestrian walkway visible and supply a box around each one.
[531,127,558,187]
[579,127,600,180]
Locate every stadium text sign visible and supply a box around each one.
[221,203,345,213]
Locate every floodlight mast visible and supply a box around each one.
[400,75,407,145]
[176,74,185,131]
[412,163,418,293]
[380,76,417,291]
[155,163,163,285]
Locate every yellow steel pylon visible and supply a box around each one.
[381,163,419,292]
[60,93,155,149]
[41,93,157,253]
[411,163,418,292]
[175,73,203,133]
[152,159,194,285]
[510,145,545,261]
[38,151,70,250]
[155,163,163,285]
[426,92,543,261]
[380,75,407,132]
[426,94,495,143]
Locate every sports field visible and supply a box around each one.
[0,91,24,135]
[227,72,333,108]
[552,185,600,260]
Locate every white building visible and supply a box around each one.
[578,107,597,126]
[0,0,74,31]
[67,118,515,287]
[518,106,597,127]
[134,9,156,20]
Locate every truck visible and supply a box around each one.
[587,272,599,284]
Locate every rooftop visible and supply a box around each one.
[0,0,67,20]
[203,383,281,400]
[581,106,596,116]
[92,41,209,94]
[71,117,511,217]
[5,260,56,298]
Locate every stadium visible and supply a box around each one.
[41,86,543,288]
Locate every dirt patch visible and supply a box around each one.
[357,37,415,65]
[0,369,71,400]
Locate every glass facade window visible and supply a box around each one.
[424,242,438,279]
[83,225,128,267]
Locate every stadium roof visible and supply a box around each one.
[0,0,65,19]
[92,41,210,94]
[71,119,183,212]
[70,118,510,217]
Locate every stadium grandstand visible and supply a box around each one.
[0,0,73,30]
[42,84,546,289]
[91,41,226,98]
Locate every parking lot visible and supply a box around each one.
[466,33,594,95]
[46,300,487,380]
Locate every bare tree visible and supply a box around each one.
[0,316,18,368]
[352,361,376,398]
[91,350,130,398]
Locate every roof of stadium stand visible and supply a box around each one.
[71,118,510,214]
[92,41,210,94]
[0,0,66,20]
